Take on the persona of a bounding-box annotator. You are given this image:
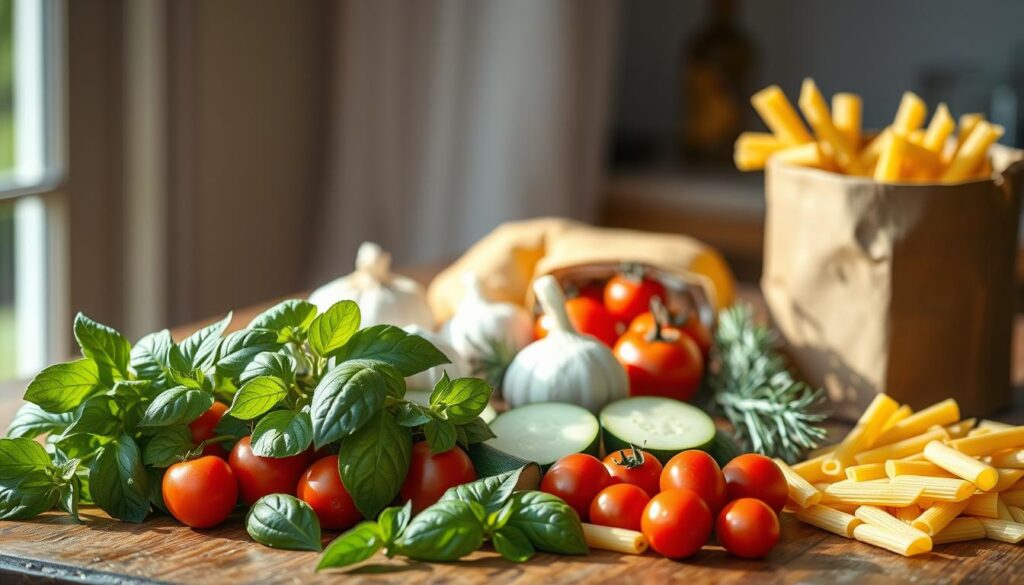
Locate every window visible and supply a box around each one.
[0,0,63,381]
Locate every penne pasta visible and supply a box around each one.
[996,497,1014,521]
[874,399,960,447]
[956,113,984,151]
[734,132,788,171]
[752,85,814,146]
[944,418,977,440]
[932,517,986,545]
[798,79,864,174]
[581,524,648,554]
[979,519,1024,544]
[855,505,931,543]
[774,458,822,508]
[831,92,862,149]
[921,103,955,153]
[892,91,927,134]
[895,505,922,524]
[1001,490,1024,508]
[855,427,949,466]
[992,468,1024,492]
[874,131,908,181]
[941,121,1005,182]
[1009,506,1024,524]
[923,441,998,490]
[793,452,834,484]
[852,523,930,557]
[846,463,888,482]
[989,448,1024,469]
[885,460,954,479]
[964,493,1000,518]
[822,481,923,507]
[947,426,1024,457]
[881,405,913,433]
[889,475,974,502]
[772,142,831,170]
[977,420,1015,432]
[794,504,862,538]
[826,394,900,475]
[911,500,968,536]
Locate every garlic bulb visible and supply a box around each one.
[441,273,534,388]
[402,325,471,391]
[309,242,435,329]
[503,275,628,413]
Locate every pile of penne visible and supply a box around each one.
[773,395,1024,557]
[735,78,1003,183]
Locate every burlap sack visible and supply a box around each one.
[762,145,1024,420]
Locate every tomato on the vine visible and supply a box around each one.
[603,269,667,324]
[627,307,712,358]
[716,498,781,559]
[660,450,728,514]
[613,326,703,401]
[602,447,662,497]
[163,455,238,528]
[297,455,363,530]
[589,483,650,531]
[399,442,476,514]
[189,402,229,458]
[641,488,712,559]
[722,454,788,513]
[228,436,310,505]
[535,297,620,347]
[540,453,617,520]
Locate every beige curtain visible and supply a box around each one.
[310,0,619,283]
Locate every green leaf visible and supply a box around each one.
[493,525,535,563]
[329,325,449,376]
[54,433,111,461]
[440,466,524,514]
[142,425,194,467]
[505,491,587,555]
[423,417,456,454]
[430,378,491,424]
[246,493,322,551]
[460,417,496,445]
[146,467,167,513]
[227,376,288,420]
[338,409,411,518]
[65,395,123,437]
[251,410,313,458]
[129,330,173,380]
[0,470,61,520]
[394,402,431,428]
[0,438,54,480]
[308,300,361,357]
[249,300,318,340]
[73,313,131,379]
[216,328,283,379]
[57,476,81,523]
[240,352,296,386]
[316,521,383,571]
[395,499,484,562]
[5,403,75,439]
[213,413,250,445]
[24,359,103,413]
[138,386,214,428]
[311,359,405,448]
[176,312,232,370]
[378,501,412,546]
[89,434,150,523]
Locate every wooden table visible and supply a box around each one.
[2,287,1024,584]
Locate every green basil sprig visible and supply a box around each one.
[246,494,322,551]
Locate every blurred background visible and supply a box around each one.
[1,0,1023,381]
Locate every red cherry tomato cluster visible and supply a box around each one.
[541,448,786,560]
[532,267,711,403]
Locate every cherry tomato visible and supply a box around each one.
[716,498,781,559]
[540,453,617,520]
[589,483,650,531]
[604,271,667,324]
[614,329,703,400]
[722,454,788,513]
[189,402,229,458]
[297,455,362,530]
[628,309,712,358]
[574,282,606,302]
[660,450,728,514]
[228,436,310,505]
[399,442,477,514]
[603,448,663,497]
[163,455,238,528]
[641,488,712,559]
[535,297,620,347]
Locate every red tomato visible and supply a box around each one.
[399,442,476,514]
[573,282,606,302]
[540,453,617,520]
[716,498,781,559]
[189,402,229,458]
[535,297,619,347]
[628,309,713,358]
[613,329,703,400]
[641,488,712,559]
[722,454,788,513]
[163,455,238,528]
[589,483,650,531]
[297,455,362,530]
[228,436,310,505]
[604,271,667,324]
[603,448,663,497]
[660,450,728,514]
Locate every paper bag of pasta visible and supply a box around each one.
[739,80,1024,420]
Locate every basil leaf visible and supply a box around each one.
[240,352,296,386]
[378,501,412,546]
[311,359,404,448]
[395,499,484,562]
[73,313,131,379]
[316,521,383,571]
[460,417,496,445]
[54,432,111,461]
[394,402,431,428]
[248,300,318,338]
[0,470,61,520]
[176,312,232,370]
[58,475,81,523]
[216,328,283,379]
[423,417,456,454]
[24,359,103,413]
[129,330,173,380]
[0,438,54,480]
[138,386,214,428]
[228,376,288,420]
[213,413,250,445]
[338,409,411,518]
[505,491,587,555]
[493,525,534,563]
[65,395,123,437]
[329,325,448,376]
[430,378,491,424]
[146,467,167,513]
[440,466,524,513]
[251,410,313,457]
[246,493,322,551]
[5,403,75,439]
[142,425,194,467]
[308,300,360,358]
[89,434,150,523]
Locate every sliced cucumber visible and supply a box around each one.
[486,402,600,468]
[405,390,497,423]
[600,397,716,464]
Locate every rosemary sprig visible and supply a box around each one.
[709,304,828,463]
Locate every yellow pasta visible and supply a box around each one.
[874,131,908,181]
[921,103,955,153]
[858,129,889,170]
[822,481,923,507]
[992,468,1024,492]
[979,519,1024,544]
[911,500,969,536]
[964,493,1000,518]
[895,505,922,524]
[944,418,977,440]
[734,132,787,171]
[825,394,900,475]
[832,92,862,149]
[846,463,888,482]
[792,452,833,484]
[798,79,863,174]
[996,497,1014,521]
[855,505,931,542]
[752,85,814,146]
[1009,506,1024,524]
[892,91,927,134]
[774,458,822,508]
[932,517,986,545]
[794,505,862,538]
[885,460,954,479]
[923,441,998,490]
[956,112,983,150]
[990,449,1024,469]
[581,524,648,554]
[1002,490,1024,508]
[875,398,960,447]
[881,405,912,433]
[978,420,1015,432]
[852,523,930,556]
[941,121,1005,182]
[855,427,949,466]
[948,426,1024,458]
[772,142,831,170]
[889,475,974,502]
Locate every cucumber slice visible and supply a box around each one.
[486,402,600,468]
[600,397,716,464]
[406,390,497,423]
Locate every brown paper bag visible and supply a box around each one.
[762,145,1024,420]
